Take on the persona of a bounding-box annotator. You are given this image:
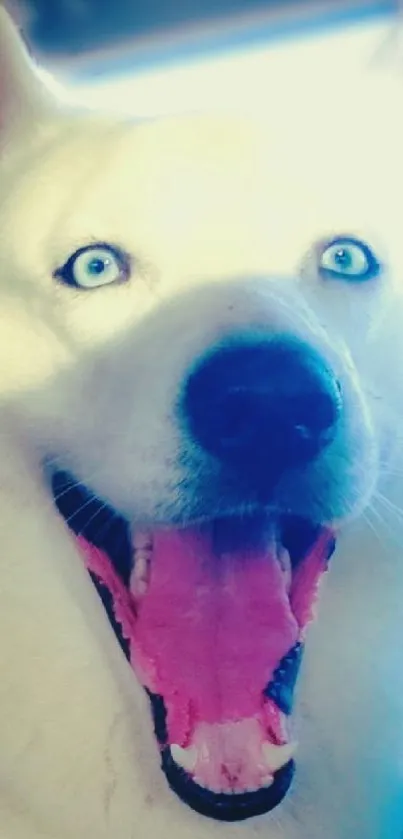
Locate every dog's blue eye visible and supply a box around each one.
[55,244,130,289]
[318,237,380,282]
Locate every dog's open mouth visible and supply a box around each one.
[52,471,335,822]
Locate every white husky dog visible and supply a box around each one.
[1,8,403,839]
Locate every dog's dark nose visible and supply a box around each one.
[183,337,342,483]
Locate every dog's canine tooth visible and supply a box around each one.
[170,744,197,773]
[133,531,153,552]
[262,741,297,773]
[277,545,292,592]
[130,531,153,596]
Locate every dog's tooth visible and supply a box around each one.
[262,741,297,773]
[261,774,274,788]
[130,531,153,597]
[277,546,292,591]
[193,776,208,789]
[132,530,153,551]
[206,782,224,794]
[170,744,197,773]
[130,556,148,596]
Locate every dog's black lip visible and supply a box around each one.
[264,641,304,715]
[161,747,295,822]
[50,468,132,585]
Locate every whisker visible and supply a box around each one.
[29,468,106,534]
[89,508,122,546]
[82,506,133,585]
[377,456,403,479]
[51,477,88,506]
[366,493,403,547]
[42,460,117,526]
[374,491,403,521]
[64,496,109,530]
[362,509,384,546]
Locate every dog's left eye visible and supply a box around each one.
[318,237,380,282]
[55,244,131,289]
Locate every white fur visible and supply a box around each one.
[1,9,403,838]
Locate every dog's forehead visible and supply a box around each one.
[3,99,403,283]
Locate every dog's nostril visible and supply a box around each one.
[287,387,341,448]
[183,336,342,482]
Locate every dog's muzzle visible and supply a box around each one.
[54,332,341,822]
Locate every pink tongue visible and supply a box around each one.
[132,528,299,744]
[77,525,332,793]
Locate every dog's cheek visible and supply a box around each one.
[0,304,73,398]
[55,278,157,351]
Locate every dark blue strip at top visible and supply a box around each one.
[69,2,394,82]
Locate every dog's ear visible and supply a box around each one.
[0,7,52,138]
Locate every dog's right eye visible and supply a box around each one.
[54,244,131,289]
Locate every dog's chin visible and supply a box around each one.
[50,469,336,822]
[160,746,296,822]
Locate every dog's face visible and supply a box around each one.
[2,10,403,831]
[5,114,381,520]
